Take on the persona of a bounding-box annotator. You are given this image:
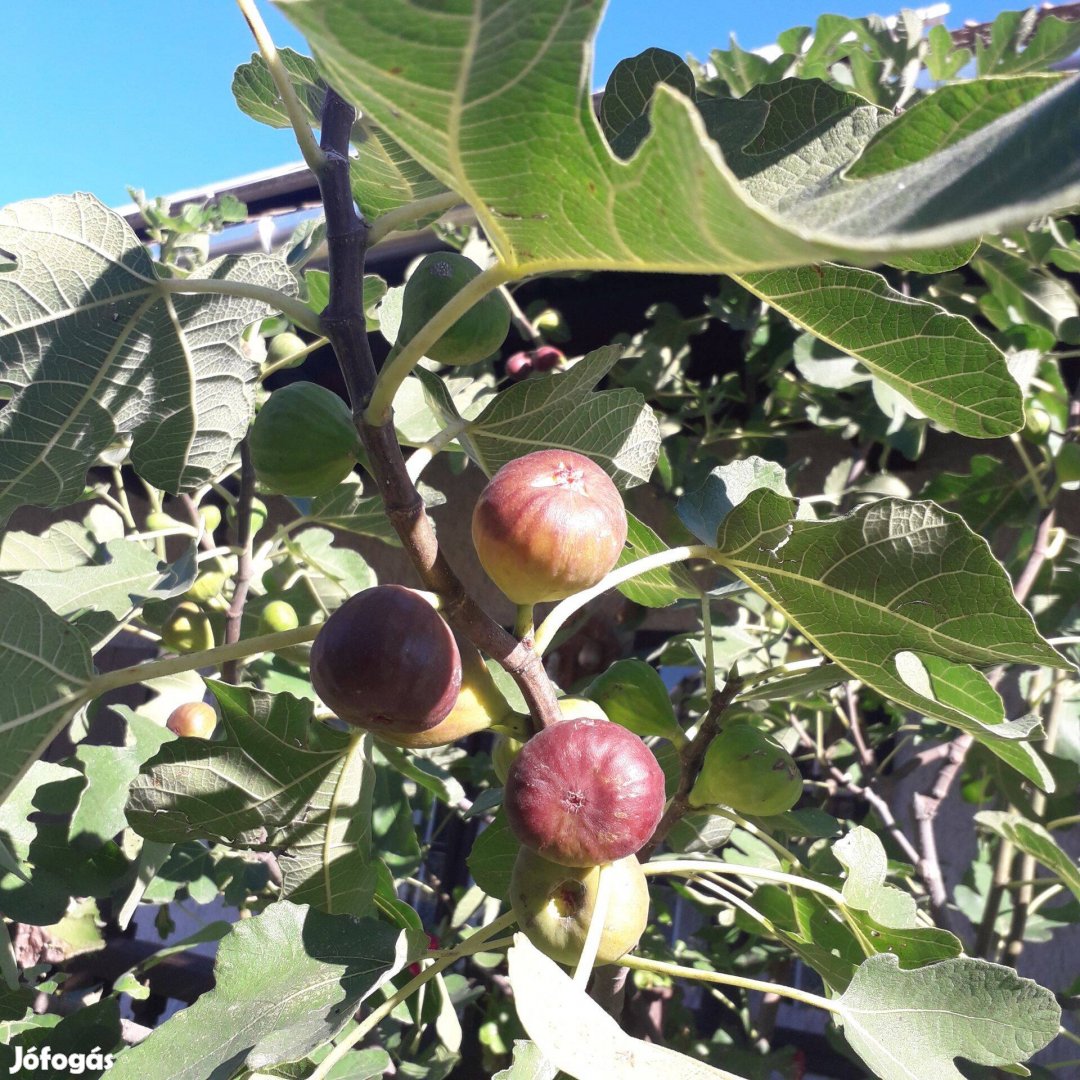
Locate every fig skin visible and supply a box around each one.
[375,637,512,749]
[493,696,609,783]
[689,723,803,817]
[310,585,462,734]
[504,716,665,866]
[510,849,649,967]
[471,450,628,605]
[166,702,218,739]
[161,601,215,654]
[530,345,566,372]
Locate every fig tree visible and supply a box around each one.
[689,723,803,817]
[310,585,462,734]
[510,849,649,967]
[249,382,360,497]
[161,601,215,654]
[166,701,218,739]
[375,636,513,749]
[397,252,510,365]
[471,450,628,605]
[504,716,665,866]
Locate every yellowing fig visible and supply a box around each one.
[265,331,308,370]
[161,602,215,654]
[397,252,510,365]
[249,383,359,497]
[471,450,628,605]
[310,585,462,735]
[375,637,513,749]
[166,701,218,739]
[199,504,222,535]
[510,849,649,967]
[689,723,802,817]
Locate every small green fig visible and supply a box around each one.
[510,849,649,967]
[397,252,510,365]
[260,599,300,634]
[199,504,222,535]
[689,723,802,816]
[161,602,215,654]
[265,331,308,370]
[166,701,218,739]
[186,568,229,604]
[226,497,269,537]
[250,383,359,497]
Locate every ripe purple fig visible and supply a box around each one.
[504,716,666,866]
[310,585,462,734]
[530,345,566,372]
[510,849,649,966]
[373,636,512,749]
[471,450,628,605]
[166,702,217,739]
[505,352,533,380]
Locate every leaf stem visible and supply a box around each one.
[367,192,463,247]
[405,419,467,483]
[88,623,321,697]
[701,591,716,698]
[235,0,325,173]
[643,858,846,908]
[309,910,517,1080]
[619,954,839,1013]
[157,276,320,335]
[533,544,718,655]
[364,262,514,425]
[573,862,612,988]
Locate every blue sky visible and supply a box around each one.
[4,1,1009,208]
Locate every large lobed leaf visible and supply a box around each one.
[0,580,93,805]
[126,683,376,915]
[836,953,1061,1080]
[709,490,1070,788]
[108,901,425,1080]
[0,194,296,523]
[278,0,1080,272]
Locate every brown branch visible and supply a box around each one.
[912,504,1058,931]
[637,672,744,862]
[313,88,561,731]
[221,441,255,684]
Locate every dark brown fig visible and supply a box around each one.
[504,716,666,867]
[310,585,462,734]
[530,345,566,371]
[510,849,649,967]
[373,635,512,749]
[166,701,218,739]
[471,450,628,605]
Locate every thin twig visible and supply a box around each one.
[637,671,743,862]
[222,443,256,683]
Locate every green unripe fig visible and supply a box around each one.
[265,331,308,370]
[250,383,360,497]
[493,697,608,783]
[166,701,218,739]
[161,601,215,654]
[260,599,300,634]
[226,497,269,537]
[510,849,649,967]
[185,569,229,604]
[199,504,222,535]
[145,511,183,532]
[397,252,511,365]
[690,723,802,817]
[1023,402,1052,444]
